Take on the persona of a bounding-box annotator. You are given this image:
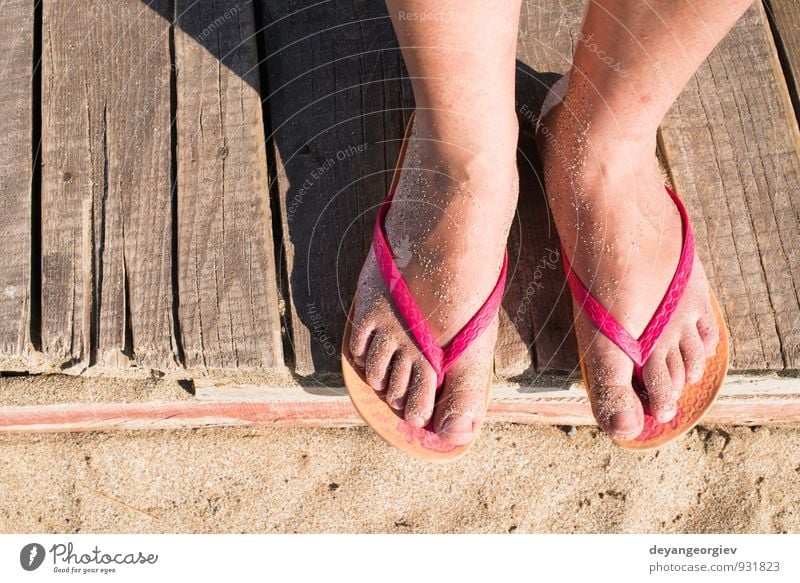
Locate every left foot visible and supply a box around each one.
[538,75,721,438]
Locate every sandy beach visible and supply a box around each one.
[1,420,798,534]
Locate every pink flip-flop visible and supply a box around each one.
[342,112,508,462]
[565,185,729,449]
[538,75,729,449]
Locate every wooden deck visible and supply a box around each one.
[1,0,799,431]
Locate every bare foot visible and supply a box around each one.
[539,76,721,439]
[348,110,518,445]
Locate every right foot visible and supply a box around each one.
[348,110,518,445]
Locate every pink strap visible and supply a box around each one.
[562,185,695,381]
[371,117,507,388]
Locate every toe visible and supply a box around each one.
[680,330,707,384]
[697,313,721,358]
[642,352,679,423]
[433,362,488,446]
[349,321,374,367]
[582,342,643,439]
[364,332,395,392]
[403,361,438,427]
[666,350,686,392]
[385,350,413,407]
[593,384,643,438]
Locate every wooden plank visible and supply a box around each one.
[498,1,586,374]
[0,0,33,370]
[659,2,800,369]
[765,0,800,114]
[41,0,179,372]
[173,0,283,371]
[261,0,413,374]
[0,373,797,432]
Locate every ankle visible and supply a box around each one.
[542,102,657,183]
[550,72,662,147]
[413,107,518,153]
[410,109,518,194]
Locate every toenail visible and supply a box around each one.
[439,415,474,437]
[655,407,677,424]
[609,410,639,438]
[406,414,425,427]
[390,398,405,410]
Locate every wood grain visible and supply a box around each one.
[174,0,283,371]
[659,2,800,369]
[41,0,179,372]
[0,0,33,370]
[261,0,413,374]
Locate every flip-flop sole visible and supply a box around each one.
[342,303,492,463]
[578,286,729,449]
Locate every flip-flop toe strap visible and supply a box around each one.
[372,211,445,380]
[440,254,508,375]
[563,185,695,375]
[372,193,507,388]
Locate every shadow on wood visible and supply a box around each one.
[143,0,261,90]
[260,0,413,376]
[498,62,578,379]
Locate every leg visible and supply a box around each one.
[349,1,521,444]
[540,0,751,437]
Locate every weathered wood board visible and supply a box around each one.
[0,0,34,371]
[174,0,284,371]
[659,2,800,370]
[41,0,178,372]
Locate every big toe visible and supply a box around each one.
[432,330,496,446]
[433,366,487,445]
[583,340,644,439]
[608,405,644,437]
